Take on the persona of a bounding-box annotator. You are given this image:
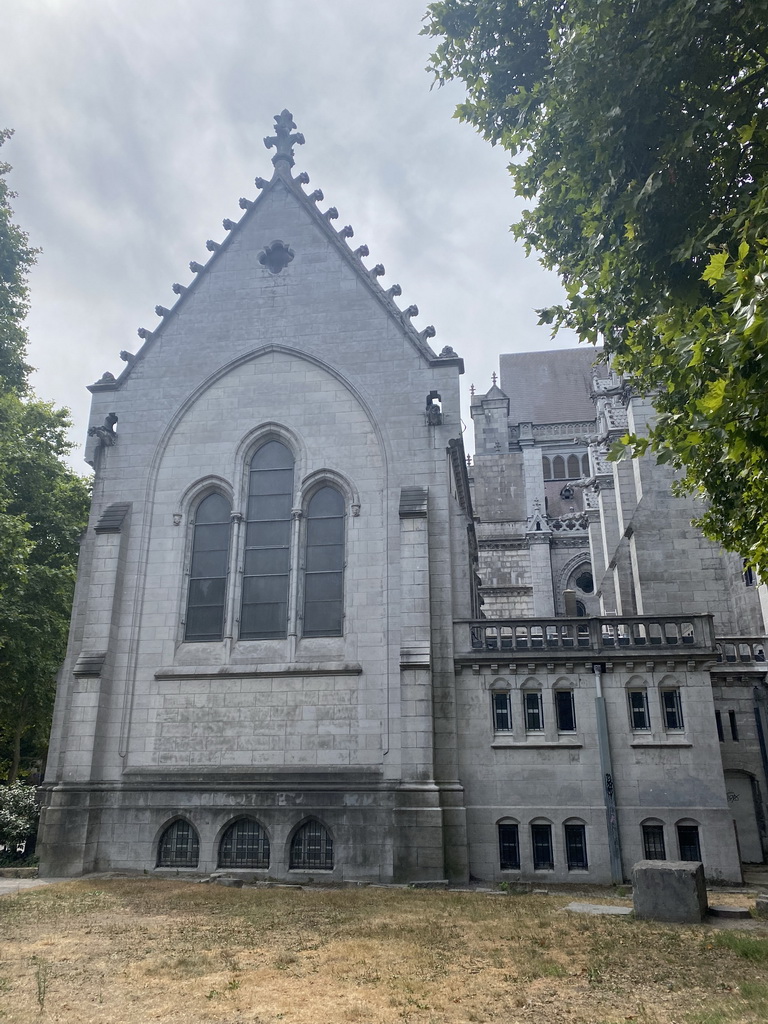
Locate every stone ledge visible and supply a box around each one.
[155,662,363,679]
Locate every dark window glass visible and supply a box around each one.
[715,711,724,742]
[542,457,552,481]
[290,820,334,870]
[241,441,294,640]
[157,820,199,867]
[677,824,701,861]
[567,454,580,478]
[642,824,666,860]
[575,571,593,594]
[218,818,270,869]
[555,691,576,731]
[498,823,520,869]
[662,689,684,730]
[531,823,554,870]
[524,692,543,731]
[564,824,588,869]
[303,486,345,637]
[492,692,512,731]
[629,690,650,730]
[185,494,231,641]
[729,710,739,741]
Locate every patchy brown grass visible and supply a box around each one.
[0,879,767,1023]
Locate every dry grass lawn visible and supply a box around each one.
[1,878,767,1023]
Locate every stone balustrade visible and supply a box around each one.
[456,614,716,656]
[715,638,767,665]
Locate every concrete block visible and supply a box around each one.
[632,860,707,923]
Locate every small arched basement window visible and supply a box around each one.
[218,818,270,869]
[185,493,231,641]
[241,440,295,640]
[157,820,200,868]
[303,486,345,637]
[289,819,334,870]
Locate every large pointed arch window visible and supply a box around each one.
[185,493,231,641]
[303,485,345,637]
[241,441,295,639]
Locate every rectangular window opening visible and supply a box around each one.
[555,690,576,732]
[564,824,588,870]
[524,692,544,732]
[498,823,520,870]
[715,711,724,742]
[628,690,650,730]
[531,823,554,870]
[642,824,666,860]
[729,710,739,742]
[492,692,512,732]
[662,689,684,731]
[677,824,701,862]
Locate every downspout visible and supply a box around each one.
[594,662,624,882]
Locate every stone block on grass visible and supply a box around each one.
[632,860,707,923]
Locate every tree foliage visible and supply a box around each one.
[0,780,39,855]
[424,1,768,569]
[0,131,90,782]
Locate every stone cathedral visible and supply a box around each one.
[38,113,768,884]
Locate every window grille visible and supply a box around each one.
[677,824,701,862]
[555,691,576,732]
[531,823,554,870]
[564,824,588,870]
[157,820,199,868]
[628,690,650,730]
[498,823,520,870]
[523,691,544,732]
[492,692,512,731]
[661,689,684,730]
[290,820,334,870]
[185,493,231,641]
[218,818,270,869]
[240,441,294,639]
[642,824,666,860]
[303,486,345,637]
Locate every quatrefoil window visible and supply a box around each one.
[258,239,294,275]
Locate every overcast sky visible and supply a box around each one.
[2,0,579,469]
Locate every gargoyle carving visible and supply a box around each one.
[88,412,118,447]
[439,345,458,358]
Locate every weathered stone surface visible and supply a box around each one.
[565,902,633,916]
[632,860,707,923]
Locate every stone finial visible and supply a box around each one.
[155,305,170,317]
[470,384,475,396]
[264,109,305,170]
[386,284,402,299]
[258,239,295,275]
[239,197,254,210]
[492,371,498,386]
[439,345,457,358]
[223,218,237,231]
[137,327,153,339]
[369,264,385,278]
[420,325,436,342]
[297,171,310,185]
[206,240,220,252]
[339,225,354,239]
[353,244,369,258]
[189,261,205,273]
[324,207,339,221]
[309,189,324,203]
[119,350,135,363]
[403,304,419,320]
[172,282,187,295]
[255,177,269,190]
[466,453,473,467]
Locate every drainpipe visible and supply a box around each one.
[593,662,624,882]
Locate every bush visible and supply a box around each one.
[0,781,39,855]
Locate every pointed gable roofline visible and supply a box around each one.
[88,110,463,394]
